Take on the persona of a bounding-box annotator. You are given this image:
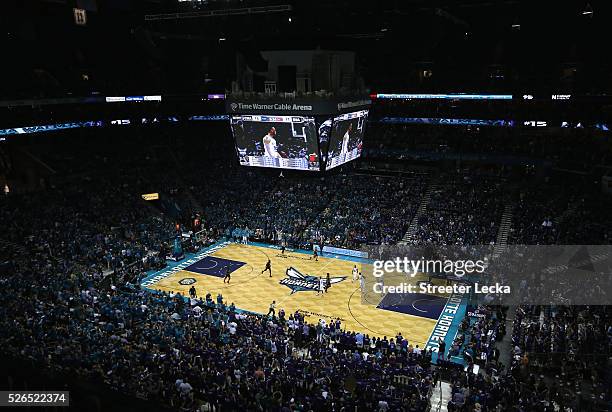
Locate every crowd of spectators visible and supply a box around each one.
[447,306,505,368]
[225,175,335,248]
[410,175,504,246]
[510,176,612,245]
[169,137,424,249]
[444,364,594,412]
[0,258,436,411]
[501,176,612,410]
[1,124,611,411]
[509,184,570,245]
[364,123,612,169]
[508,305,611,408]
[0,130,440,411]
[306,175,425,248]
[0,167,437,410]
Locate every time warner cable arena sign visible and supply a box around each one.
[226,97,371,115]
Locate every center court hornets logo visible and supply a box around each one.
[179,278,196,285]
[280,267,346,294]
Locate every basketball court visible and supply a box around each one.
[142,242,451,347]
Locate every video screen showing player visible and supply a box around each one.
[317,117,333,167]
[231,114,319,171]
[327,110,368,170]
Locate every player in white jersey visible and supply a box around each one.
[263,127,281,158]
[352,265,359,282]
[341,123,352,156]
[359,272,365,292]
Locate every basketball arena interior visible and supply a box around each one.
[0,1,611,411]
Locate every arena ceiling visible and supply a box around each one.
[0,0,610,96]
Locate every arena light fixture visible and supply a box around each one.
[376,93,513,100]
[145,5,292,21]
[142,193,160,201]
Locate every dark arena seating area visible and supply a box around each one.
[1,1,612,412]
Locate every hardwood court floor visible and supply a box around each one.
[149,243,437,347]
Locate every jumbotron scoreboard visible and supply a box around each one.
[226,97,371,171]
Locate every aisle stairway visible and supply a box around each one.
[429,381,452,412]
[0,238,26,254]
[400,183,437,244]
[166,146,205,215]
[492,204,513,258]
[555,201,578,226]
[490,203,516,377]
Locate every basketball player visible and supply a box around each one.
[223,265,231,283]
[189,285,197,299]
[261,259,272,277]
[341,123,352,157]
[316,277,324,295]
[352,265,359,282]
[311,248,318,261]
[325,273,331,293]
[359,271,365,292]
[262,127,281,158]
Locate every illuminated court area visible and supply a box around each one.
[144,242,444,347]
